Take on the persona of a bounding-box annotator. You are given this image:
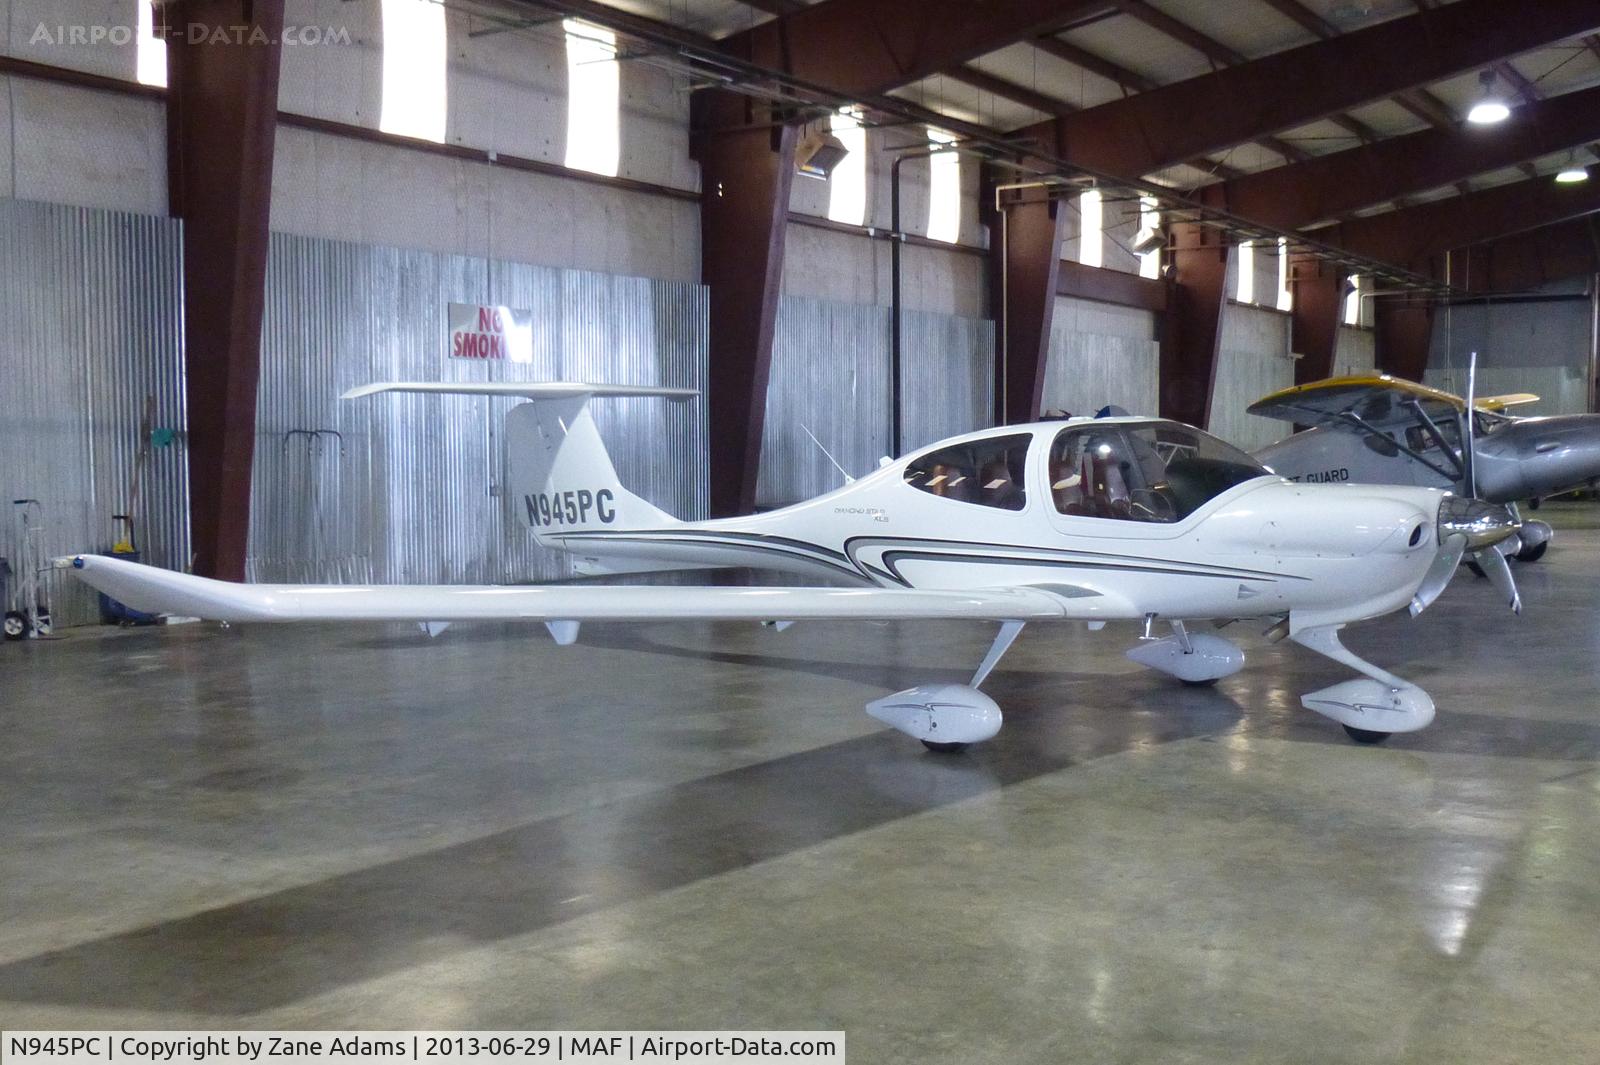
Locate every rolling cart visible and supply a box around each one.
[4,500,52,640]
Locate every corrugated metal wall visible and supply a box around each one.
[0,199,187,627]
[756,296,993,507]
[1041,296,1160,417]
[252,232,708,584]
[900,308,994,453]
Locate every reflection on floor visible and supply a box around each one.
[3,503,1599,1062]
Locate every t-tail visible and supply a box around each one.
[342,382,693,560]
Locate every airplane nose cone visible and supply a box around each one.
[1479,415,1600,499]
[1437,495,1520,550]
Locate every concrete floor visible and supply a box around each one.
[3,504,1600,1062]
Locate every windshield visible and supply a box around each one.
[1049,421,1270,523]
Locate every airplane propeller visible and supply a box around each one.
[1408,355,1524,618]
[1462,352,1523,615]
[1411,495,1522,616]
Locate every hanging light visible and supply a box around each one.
[1466,70,1510,125]
[1555,152,1589,183]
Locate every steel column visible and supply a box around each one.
[1288,257,1347,385]
[692,92,797,516]
[166,0,284,579]
[993,194,1068,425]
[1374,300,1436,382]
[1160,223,1228,429]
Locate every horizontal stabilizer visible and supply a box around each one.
[62,555,1108,625]
[341,381,697,401]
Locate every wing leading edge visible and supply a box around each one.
[65,555,1124,624]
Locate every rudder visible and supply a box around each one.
[505,396,675,539]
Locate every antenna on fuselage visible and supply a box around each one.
[800,424,855,486]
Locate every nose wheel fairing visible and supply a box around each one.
[1290,622,1436,735]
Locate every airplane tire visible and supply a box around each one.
[1515,541,1548,563]
[1343,725,1392,745]
[921,740,970,754]
[3,611,29,640]
[1181,677,1221,687]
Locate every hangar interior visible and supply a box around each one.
[4,0,1600,1059]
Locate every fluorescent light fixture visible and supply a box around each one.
[380,0,448,143]
[796,129,849,180]
[1467,99,1510,124]
[1466,70,1510,126]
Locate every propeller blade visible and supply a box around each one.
[1463,350,1479,497]
[1410,532,1467,617]
[1473,543,1522,615]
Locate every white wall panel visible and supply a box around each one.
[4,79,165,214]
[781,223,986,318]
[1211,303,1293,450]
[2,0,139,78]
[279,0,380,127]
[1333,325,1376,378]
[270,126,700,283]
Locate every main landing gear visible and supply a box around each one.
[865,621,1023,753]
[1125,618,1246,686]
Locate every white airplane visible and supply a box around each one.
[67,381,1519,749]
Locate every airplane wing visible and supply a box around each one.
[1249,375,1541,430]
[1476,392,1540,412]
[340,382,698,401]
[64,555,1126,625]
[1246,374,1470,430]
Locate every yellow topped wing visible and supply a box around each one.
[1476,392,1540,412]
[1248,374,1539,426]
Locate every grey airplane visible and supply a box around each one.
[1249,374,1600,564]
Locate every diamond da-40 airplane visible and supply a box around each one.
[68,381,1520,749]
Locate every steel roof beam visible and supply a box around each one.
[1011,0,1600,180]
[1330,176,1600,268]
[1201,81,1600,229]
[718,0,1111,97]
[1452,218,1600,293]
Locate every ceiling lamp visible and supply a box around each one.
[1555,153,1589,183]
[1466,70,1510,125]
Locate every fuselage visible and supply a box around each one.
[549,417,1447,626]
[1256,412,1600,503]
